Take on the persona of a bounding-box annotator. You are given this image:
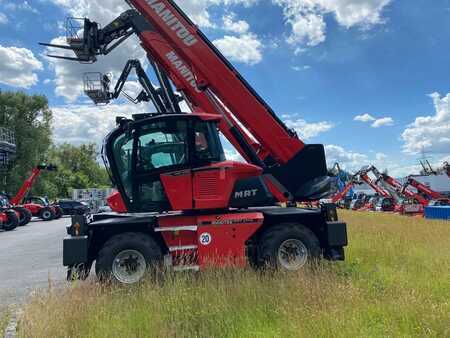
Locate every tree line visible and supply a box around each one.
[0,91,110,199]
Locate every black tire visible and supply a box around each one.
[53,206,63,219]
[258,223,321,271]
[14,207,32,226]
[95,232,163,284]
[39,207,55,221]
[2,210,19,231]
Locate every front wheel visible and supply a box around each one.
[53,206,63,219]
[95,232,163,284]
[258,223,321,271]
[14,207,32,226]
[39,207,55,221]
[2,210,19,231]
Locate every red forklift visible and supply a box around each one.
[9,165,63,221]
[42,0,348,283]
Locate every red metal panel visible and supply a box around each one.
[0,212,7,224]
[107,191,128,213]
[23,204,41,216]
[161,170,193,210]
[196,212,264,267]
[193,161,262,209]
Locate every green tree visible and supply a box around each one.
[46,143,110,198]
[0,91,53,195]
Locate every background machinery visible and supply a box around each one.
[403,176,450,206]
[9,164,63,221]
[42,0,347,283]
[357,167,395,212]
[0,127,31,228]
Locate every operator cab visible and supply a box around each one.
[104,113,267,213]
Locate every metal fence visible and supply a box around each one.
[72,188,115,213]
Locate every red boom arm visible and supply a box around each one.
[405,177,444,200]
[359,173,390,198]
[129,0,304,165]
[332,181,354,203]
[10,165,56,205]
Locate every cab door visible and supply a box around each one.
[130,118,192,212]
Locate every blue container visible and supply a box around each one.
[424,206,450,220]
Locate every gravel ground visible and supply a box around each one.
[0,217,69,308]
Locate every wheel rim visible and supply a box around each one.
[112,250,146,284]
[42,211,52,219]
[277,239,308,270]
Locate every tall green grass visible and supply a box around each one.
[0,309,10,336]
[19,211,450,337]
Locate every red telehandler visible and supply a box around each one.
[42,0,347,283]
[9,164,63,221]
[367,166,426,215]
[0,207,19,231]
[356,168,396,212]
[403,176,450,206]
[0,194,32,227]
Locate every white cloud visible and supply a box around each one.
[274,0,391,47]
[325,144,368,171]
[0,45,43,88]
[287,12,326,46]
[285,117,334,140]
[51,102,151,145]
[325,144,415,176]
[354,113,394,127]
[0,12,8,24]
[354,113,375,122]
[292,65,311,71]
[371,116,394,128]
[49,0,258,28]
[222,13,250,33]
[213,34,263,65]
[402,92,450,155]
[375,152,387,161]
[4,1,39,13]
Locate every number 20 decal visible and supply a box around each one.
[199,232,212,246]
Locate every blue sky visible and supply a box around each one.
[0,0,449,176]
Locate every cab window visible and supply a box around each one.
[136,120,189,173]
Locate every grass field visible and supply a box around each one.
[19,211,450,337]
[0,309,10,336]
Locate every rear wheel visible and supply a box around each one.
[3,210,19,231]
[14,207,32,226]
[95,232,163,284]
[39,207,55,221]
[53,206,63,219]
[258,223,321,271]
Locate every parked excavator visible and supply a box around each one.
[9,164,63,221]
[42,0,347,283]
